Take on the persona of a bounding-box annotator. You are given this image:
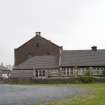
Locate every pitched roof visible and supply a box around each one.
[14,55,59,69]
[14,49,105,69]
[61,50,105,67]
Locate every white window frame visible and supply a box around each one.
[35,70,46,79]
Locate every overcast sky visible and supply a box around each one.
[0,0,105,65]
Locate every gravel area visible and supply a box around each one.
[0,84,87,105]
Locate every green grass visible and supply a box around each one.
[42,83,105,105]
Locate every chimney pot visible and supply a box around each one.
[91,46,97,51]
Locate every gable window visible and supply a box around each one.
[36,43,39,47]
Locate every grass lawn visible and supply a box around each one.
[42,83,105,105]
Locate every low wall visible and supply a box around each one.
[1,77,105,84]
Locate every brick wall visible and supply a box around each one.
[15,35,60,65]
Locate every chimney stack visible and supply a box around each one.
[36,32,41,36]
[91,46,97,51]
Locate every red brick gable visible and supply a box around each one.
[15,34,60,65]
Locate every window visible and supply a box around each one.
[39,71,42,76]
[36,43,39,47]
[63,68,71,76]
[35,70,46,77]
[42,71,45,76]
[64,69,66,75]
[36,70,38,77]
[71,68,73,75]
[67,68,70,76]
[62,68,66,75]
[97,67,99,70]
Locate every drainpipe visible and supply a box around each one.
[59,46,63,66]
[33,66,35,79]
[58,46,63,77]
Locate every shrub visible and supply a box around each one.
[79,70,94,83]
[79,76,94,83]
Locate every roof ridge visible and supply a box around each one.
[64,49,105,51]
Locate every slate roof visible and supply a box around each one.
[14,49,105,70]
[14,55,59,69]
[61,50,105,67]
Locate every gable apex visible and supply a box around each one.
[15,32,61,65]
[15,32,60,50]
[35,32,41,36]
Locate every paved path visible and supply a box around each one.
[0,84,87,105]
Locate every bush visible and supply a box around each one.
[79,70,94,83]
[79,76,94,83]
